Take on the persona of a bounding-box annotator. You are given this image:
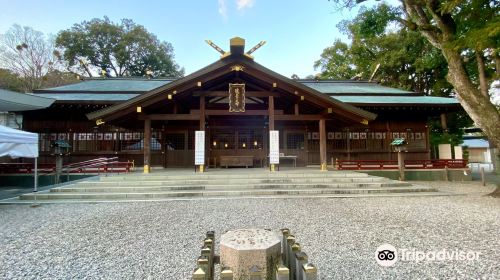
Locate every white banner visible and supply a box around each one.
[195,131,205,165]
[269,130,279,164]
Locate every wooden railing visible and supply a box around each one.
[336,159,468,170]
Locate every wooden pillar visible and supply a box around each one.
[269,96,275,171]
[268,96,275,130]
[294,103,299,116]
[319,119,327,171]
[144,118,151,173]
[200,96,205,131]
[386,121,391,160]
[199,96,205,172]
[440,113,448,132]
[346,128,351,161]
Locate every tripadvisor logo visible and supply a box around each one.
[375,244,398,267]
[375,243,481,267]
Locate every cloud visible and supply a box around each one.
[237,0,255,10]
[218,0,228,20]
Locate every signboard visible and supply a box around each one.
[269,130,279,164]
[229,83,245,112]
[195,131,205,165]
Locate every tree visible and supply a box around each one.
[314,39,356,79]
[317,4,452,96]
[329,0,500,149]
[0,68,23,92]
[0,25,61,92]
[317,4,473,154]
[56,17,184,78]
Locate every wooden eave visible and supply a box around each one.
[87,55,376,124]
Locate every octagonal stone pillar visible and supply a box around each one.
[220,229,281,280]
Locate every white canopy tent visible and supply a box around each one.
[0,125,39,191]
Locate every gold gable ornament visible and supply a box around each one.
[229,83,245,112]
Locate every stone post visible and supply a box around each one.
[285,234,295,268]
[204,237,214,279]
[295,252,308,280]
[289,242,301,280]
[220,229,281,280]
[301,263,318,280]
[220,268,234,280]
[397,149,405,181]
[275,263,289,280]
[197,256,209,280]
[192,267,206,280]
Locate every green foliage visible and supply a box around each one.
[329,0,500,149]
[318,2,475,150]
[56,17,184,78]
[40,70,79,89]
[0,68,78,92]
[314,40,356,79]
[429,111,472,148]
[0,68,23,91]
[316,4,452,96]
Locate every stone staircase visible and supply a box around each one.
[17,169,439,202]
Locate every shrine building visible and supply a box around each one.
[25,37,461,171]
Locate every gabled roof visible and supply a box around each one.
[300,80,414,95]
[35,78,173,93]
[32,93,139,102]
[0,88,55,111]
[31,80,460,108]
[87,55,377,123]
[334,95,459,106]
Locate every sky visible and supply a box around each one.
[0,0,383,78]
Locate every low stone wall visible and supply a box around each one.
[361,169,472,181]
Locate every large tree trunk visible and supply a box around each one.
[443,48,500,148]
[476,51,489,97]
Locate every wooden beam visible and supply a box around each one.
[139,114,200,120]
[190,109,283,116]
[269,96,275,130]
[193,91,276,97]
[274,115,325,121]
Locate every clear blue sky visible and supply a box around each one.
[0,0,385,78]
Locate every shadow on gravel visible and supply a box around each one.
[486,173,500,198]
[489,185,500,198]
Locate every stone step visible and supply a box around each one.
[77,177,390,187]
[98,172,370,181]
[20,186,437,200]
[51,182,412,193]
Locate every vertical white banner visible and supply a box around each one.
[195,131,205,165]
[269,130,280,164]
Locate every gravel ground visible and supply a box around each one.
[0,181,498,279]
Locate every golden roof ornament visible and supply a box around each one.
[205,37,266,60]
